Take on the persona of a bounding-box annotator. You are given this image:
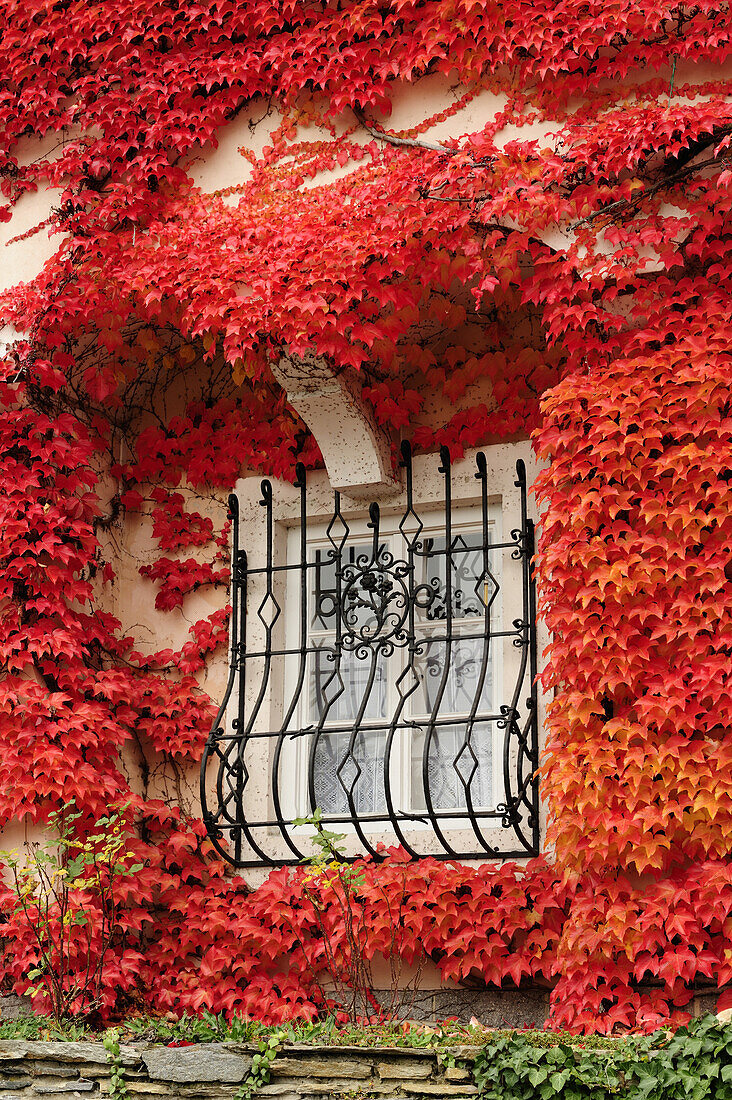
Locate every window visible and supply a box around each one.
[290,507,501,823]
[201,443,540,866]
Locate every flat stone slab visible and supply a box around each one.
[33,1082,96,1094]
[271,1058,371,1081]
[376,1061,432,1080]
[0,1046,139,1069]
[141,1047,251,1084]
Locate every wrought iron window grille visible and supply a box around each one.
[201,442,539,866]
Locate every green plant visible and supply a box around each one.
[473,1014,732,1100]
[123,1011,482,1050]
[291,810,423,1024]
[126,1009,267,1044]
[102,1028,129,1100]
[292,811,375,1022]
[0,803,143,1024]
[0,1012,89,1041]
[236,1029,286,1100]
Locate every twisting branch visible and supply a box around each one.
[574,152,732,228]
[353,106,456,155]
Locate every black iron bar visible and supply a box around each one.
[421,447,459,858]
[307,489,348,815]
[455,451,501,855]
[271,464,309,860]
[382,441,423,859]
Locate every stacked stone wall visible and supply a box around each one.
[0,1042,479,1100]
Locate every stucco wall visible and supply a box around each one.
[4,57,731,860]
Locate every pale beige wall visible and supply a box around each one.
[5,58,732,296]
[0,134,66,298]
[3,56,731,862]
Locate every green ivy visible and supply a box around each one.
[236,1029,286,1100]
[102,1028,129,1100]
[474,1015,732,1100]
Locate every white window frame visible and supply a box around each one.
[281,501,505,825]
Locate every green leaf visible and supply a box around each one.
[550,1070,570,1090]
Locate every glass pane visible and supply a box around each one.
[311,547,340,631]
[411,635,493,717]
[309,642,387,724]
[312,730,387,815]
[411,722,494,812]
[417,533,493,622]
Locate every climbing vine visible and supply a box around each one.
[0,0,731,1032]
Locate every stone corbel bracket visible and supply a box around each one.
[272,350,399,496]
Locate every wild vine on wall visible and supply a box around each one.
[0,0,731,1032]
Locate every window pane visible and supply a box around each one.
[312,543,401,639]
[417,533,493,622]
[411,722,494,812]
[311,548,339,630]
[312,730,387,815]
[305,522,499,821]
[411,635,493,717]
[309,643,387,724]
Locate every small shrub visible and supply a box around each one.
[0,803,143,1023]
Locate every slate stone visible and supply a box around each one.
[275,1081,373,1097]
[0,1079,30,1091]
[444,1068,471,1083]
[141,1047,251,1085]
[377,1060,432,1080]
[401,1083,478,1096]
[33,1081,95,1094]
[271,1058,371,1080]
[0,998,32,1023]
[176,1090,242,1100]
[107,1086,168,1096]
[0,1047,138,1069]
[26,1095,91,1100]
[26,1065,78,1079]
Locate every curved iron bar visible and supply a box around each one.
[336,501,388,859]
[499,460,538,850]
[200,494,242,862]
[306,489,348,816]
[454,450,502,856]
[271,463,309,861]
[201,494,271,865]
[381,440,422,859]
[420,446,460,858]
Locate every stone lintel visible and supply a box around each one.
[272,351,398,497]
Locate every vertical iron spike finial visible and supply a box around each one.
[401,440,414,511]
[368,500,380,558]
[438,444,451,474]
[227,493,240,524]
[515,458,527,489]
[260,479,273,507]
[294,461,306,489]
[475,452,487,480]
